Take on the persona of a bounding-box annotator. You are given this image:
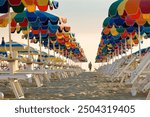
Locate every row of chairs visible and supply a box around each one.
[0,56,84,99]
[97,52,150,100]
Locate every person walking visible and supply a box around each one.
[88,62,92,71]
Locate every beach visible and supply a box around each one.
[0,72,147,100]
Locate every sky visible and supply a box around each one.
[50,0,150,69]
[49,0,115,69]
[0,0,150,70]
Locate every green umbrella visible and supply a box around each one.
[116,26,125,33]
[103,17,111,28]
[102,46,108,54]
[108,0,123,17]
[14,11,26,23]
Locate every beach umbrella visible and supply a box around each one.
[102,16,130,56]
[41,51,48,56]
[0,0,59,61]
[0,0,59,13]
[20,11,59,59]
[108,0,123,17]
[0,41,28,52]
[115,0,150,57]
[0,37,7,59]
[0,38,8,57]
[10,10,59,33]
[1,37,5,46]
[9,12,84,62]
[0,52,7,57]
[97,0,150,62]
[0,10,59,61]
[18,46,39,55]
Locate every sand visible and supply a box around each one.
[0,72,148,100]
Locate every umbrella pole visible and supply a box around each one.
[39,32,42,61]
[102,61,104,67]
[115,49,117,61]
[117,47,119,59]
[52,42,55,57]
[99,63,101,68]
[112,52,115,63]
[138,25,141,58]
[125,38,127,56]
[27,25,31,59]
[111,54,113,63]
[61,50,64,63]
[80,62,82,68]
[8,8,16,74]
[62,50,65,63]
[58,45,61,58]
[8,8,12,58]
[114,49,116,62]
[48,37,50,57]
[107,56,109,65]
[130,34,133,55]
[68,54,71,65]
[68,57,70,65]
[121,43,123,57]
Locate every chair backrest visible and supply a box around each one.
[130,52,150,84]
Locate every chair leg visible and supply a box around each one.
[131,80,139,96]
[120,74,126,85]
[48,73,52,79]
[9,79,24,99]
[0,92,4,100]
[43,74,50,82]
[146,90,150,100]
[33,75,43,87]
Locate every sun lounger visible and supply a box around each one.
[0,72,33,99]
[119,56,137,84]
[146,90,150,100]
[130,52,150,84]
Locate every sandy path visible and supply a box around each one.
[0,72,147,100]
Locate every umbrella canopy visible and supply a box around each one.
[18,46,39,55]
[96,0,150,63]
[0,10,60,51]
[0,41,28,52]
[0,52,7,57]
[0,0,59,13]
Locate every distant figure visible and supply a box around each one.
[88,62,92,71]
[23,64,26,70]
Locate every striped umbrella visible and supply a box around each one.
[0,52,7,57]
[18,46,39,55]
[0,41,28,52]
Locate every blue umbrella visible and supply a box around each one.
[0,52,7,57]
[1,37,5,46]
